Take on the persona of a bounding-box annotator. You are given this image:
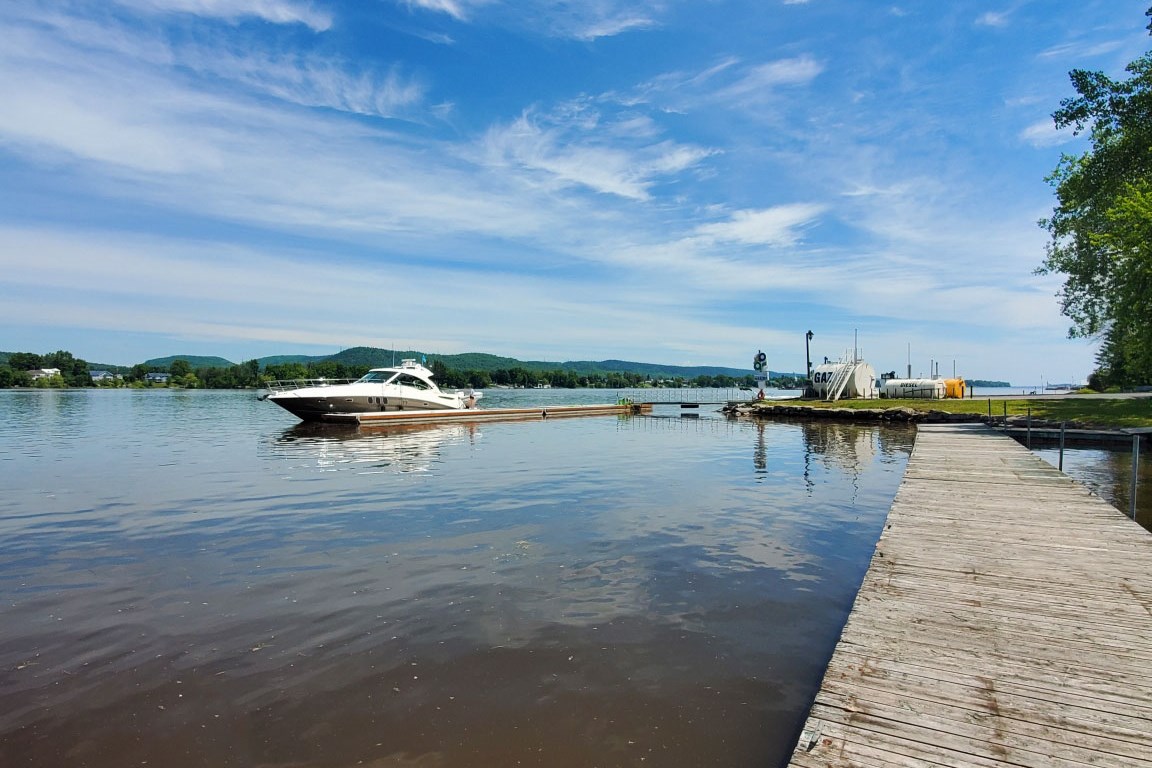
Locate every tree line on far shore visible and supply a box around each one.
[0,350,805,390]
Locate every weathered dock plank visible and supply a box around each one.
[321,402,650,426]
[787,423,1152,767]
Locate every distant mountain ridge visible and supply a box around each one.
[141,354,236,370]
[142,346,802,380]
[3,349,1013,384]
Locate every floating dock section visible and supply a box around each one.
[788,423,1152,767]
[321,402,651,426]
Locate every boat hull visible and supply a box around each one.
[268,393,469,421]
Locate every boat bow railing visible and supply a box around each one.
[260,378,357,394]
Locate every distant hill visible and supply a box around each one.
[539,358,790,379]
[250,346,798,379]
[327,346,429,367]
[144,354,236,369]
[0,352,130,373]
[0,346,792,379]
[252,354,325,367]
[89,362,133,373]
[6,347,1009,383]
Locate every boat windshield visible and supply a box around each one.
[395,374,432,391]
[355,370,435,390]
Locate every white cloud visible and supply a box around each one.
[1039,40,1125,60]
[0,12,546,239]
[399,0,478,21]
[0,56,226,174]
[480,108,714,200]
[624,55,823,118]
[396,0,659,40]
[0,224,796,363]
[528,0,663,40]
[180,47,430,118]
[693,204,826,247]
[712,56,824,102]
[3,5,428,122]
[113,0,333,31]
[569,13,656,41]
[976,11,1010,28]
[1020,119,1071,148]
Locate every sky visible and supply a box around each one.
[1,1,1148,384]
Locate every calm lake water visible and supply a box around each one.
[1031,444,1152,530]
[0,388,916,768]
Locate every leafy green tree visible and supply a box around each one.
[1037,7,1152,385]
[466,370,492,389]
[44,350,91,386]
[264,362,311,380]
[309,360,349,380]
[8,352,43,371]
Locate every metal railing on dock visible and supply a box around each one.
[617,387,762,405]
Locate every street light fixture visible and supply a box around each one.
[805,330,814,380]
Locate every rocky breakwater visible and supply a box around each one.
[722,402,1085,429]
[722,401,977,423]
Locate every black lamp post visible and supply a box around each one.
[805,330,814,381]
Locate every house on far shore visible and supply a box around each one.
[90,370,121,382]
[144,372,171,384]
[27,368,62,380]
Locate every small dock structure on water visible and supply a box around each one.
[788,423,1152,767]
[323,401,651,426]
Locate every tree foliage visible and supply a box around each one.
[1038,7,1152,386]
[0,351,793,392]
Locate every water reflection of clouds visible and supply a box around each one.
[0,398,920,765]
[423,417,920,635]
[3,407,913,628]
[268,421,481,475]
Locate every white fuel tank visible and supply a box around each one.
[880,378,947,399]
[810,362,878,399]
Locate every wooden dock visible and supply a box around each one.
[787,423,1152,767]
[321,402,651,426]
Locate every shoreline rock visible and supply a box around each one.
[722,402,1089,430]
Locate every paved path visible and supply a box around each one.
[787,423,1152,767]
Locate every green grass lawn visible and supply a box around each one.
[774,397,1152,428]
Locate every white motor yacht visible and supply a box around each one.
[262,359,481,421]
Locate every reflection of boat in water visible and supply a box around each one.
[261,359,481,421]
[271,420,480,474]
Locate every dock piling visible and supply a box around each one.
[1132,433,1142,519]
[1058,421,1066,471]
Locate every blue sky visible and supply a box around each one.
[1,1,1147,383]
